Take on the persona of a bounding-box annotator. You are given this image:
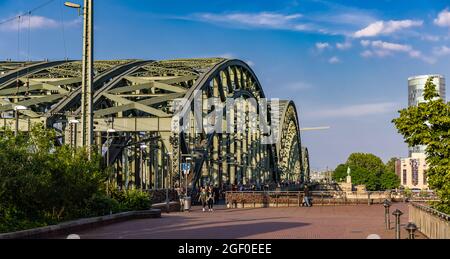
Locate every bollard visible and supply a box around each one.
[405,222,418,239]
[383,199,391,230]
[392,209,403,239]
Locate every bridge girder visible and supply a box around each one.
[0,58,307,190]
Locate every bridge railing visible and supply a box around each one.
[409,202,450,239]
[224,191,392,208]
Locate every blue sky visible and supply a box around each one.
[1,0,450,170]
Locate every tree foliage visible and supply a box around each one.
[0,125,151,233]
[393,76,450,213]
[332,153,400,191]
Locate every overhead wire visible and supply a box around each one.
[59,0,68,60]
[0,0,56,26]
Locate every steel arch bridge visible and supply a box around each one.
[0,58,309,190]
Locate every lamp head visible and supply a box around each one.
[14,105,28,111]
[64,2,81,9]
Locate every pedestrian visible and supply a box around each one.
[303,185,312,207]
[207,186,215,211]
[213,185,220,204]
[198,187,208,212]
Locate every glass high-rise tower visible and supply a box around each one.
[407,74,446,154]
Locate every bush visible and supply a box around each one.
[120,190,152,211]
[85,194,121,217]
[0,126,154,233]
[0,126,107,232]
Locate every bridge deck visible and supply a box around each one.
[53,203,425,239]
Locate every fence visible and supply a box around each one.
[225,191,392,208]
[409,202,450,239]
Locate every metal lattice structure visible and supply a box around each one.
[0,58,308,190]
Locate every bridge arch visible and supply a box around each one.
[0,58,306,190]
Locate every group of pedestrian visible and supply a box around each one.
[198,186,215,212]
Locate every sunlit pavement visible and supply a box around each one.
[58,203,425,239]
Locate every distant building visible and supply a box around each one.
[396,153,429,190]
[408,75,446,154]
[395,74,446,190]
[310,170,333,182]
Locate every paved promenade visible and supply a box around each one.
[59,203,425,239]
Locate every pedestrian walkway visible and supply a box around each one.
[57,203,425,239]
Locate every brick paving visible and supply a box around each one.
[58,203,425,239]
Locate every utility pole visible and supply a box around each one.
[81,0,94,159]
[65,0,94,159]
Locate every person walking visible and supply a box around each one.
[303,185,312,207]
[207,186,215,212]
[198,187,208,212]
[213,185,220,205]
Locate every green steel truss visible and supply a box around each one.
[0,58,308,190]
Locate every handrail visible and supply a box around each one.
[410,202,450,221]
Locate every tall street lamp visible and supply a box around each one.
[68,119,80,148]
[105,128,115,195]
[166,152,173,189]
[14,105,28,136]
[65,0,94,159]
[185,157,192,196]
[140,144,148,190]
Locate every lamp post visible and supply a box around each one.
[392,209,404,239]
[68,119,80,148]
[106,129,116,167]
[165,152,172,213]
[166,152,173,189]
[383,199,391,230]
[185,157,192,196]
[405,222,418,239]
[14,105,28,136]
[105,128,115,195]
[65,0,94,160]
[140,144,148,190]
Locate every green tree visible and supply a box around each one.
[333,153,399,191]
[393,76,450,213]
[332,164,348,182]
[385,157,398,174]
[380,171,400,190]
[346,153,385,175]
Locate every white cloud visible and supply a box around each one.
[306,102,398,119]
[433,46,450,56]
[316,42,331,51]
[328,56,340,64]
[434,9,450,27]
[245,60,255,67]
[360,40,371,47]
[0,15,80,32]
[0,16,57,31]
[421,35,440,42]
[186,12,341,35]
[194,12,303,30]
[360,50,373,58]
[353,20,423,38]
[370,40,412,52]
[218,53,235,59]
[285,81,312,91]
[360,40,434,63]
[336,41,352,50]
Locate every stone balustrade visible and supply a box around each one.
[409,202,450,239]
